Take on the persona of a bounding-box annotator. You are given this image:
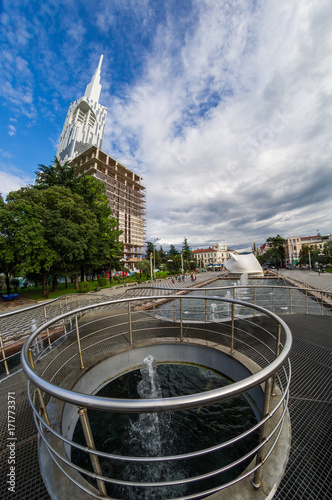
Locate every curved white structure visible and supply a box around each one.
[225,252,264,277]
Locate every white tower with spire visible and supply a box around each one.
[56,55,107,163]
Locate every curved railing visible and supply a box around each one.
[21,294,291,499]
[1,279,330,379]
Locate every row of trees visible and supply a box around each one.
[143,238,196,275]
[0,159,123,298]
[298,241,332,267]
[256,234,332,268]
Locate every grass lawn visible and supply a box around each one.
[15,272,170,301]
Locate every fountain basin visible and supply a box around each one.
[40,338,290,499]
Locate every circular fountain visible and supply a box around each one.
[21,294,292,500]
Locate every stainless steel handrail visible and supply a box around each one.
[21,294,291,499]
[21,295,292,411]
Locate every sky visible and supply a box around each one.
[1,0,331,252]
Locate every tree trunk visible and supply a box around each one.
[74,266,79,289]
[65,275,68,288]
[42,272,50,299]
[80,266,85,282]
[109,257,113,286]
[5,272,10,295]
[52,275,58,292]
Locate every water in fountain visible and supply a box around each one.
[210,302,217,321]
[134,355,163,456]
[72,362,259,499]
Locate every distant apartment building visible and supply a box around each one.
[284,234,331,266]
[57,56,145,267]
[71,146,146,267]
[192,243,233,268]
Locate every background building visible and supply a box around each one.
[57,56,146,268]
[284,234,331,267]
[56,55,107,163]
[192,243,233,269]
[71,146,146,268]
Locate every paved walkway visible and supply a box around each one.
[278,269,332,293]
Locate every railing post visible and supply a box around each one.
[28,348,51,427]
[252,376,273,490]
[271,323,281,396]
[272,288,275,313]
[75,314,84,369]
[290,288,293,314]
[174,299,176,322]
[253,288,256,317]
[0,329,10,376]
[205,290,208,323]
[180,298,183,341]
[128,301,133,346]
[78,407,107,496]
[321,292,324,315]
[231,289,236,353]
[44,306,52,349]
[305,290,308,314]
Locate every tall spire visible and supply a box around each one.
[85,54,103,103]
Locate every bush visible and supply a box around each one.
[98,276,108,287]
[10,278,20,292]
[79,281,90,293]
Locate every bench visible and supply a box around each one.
[1,294,19,301]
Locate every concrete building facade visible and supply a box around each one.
[192,243,232,269]
[56,55,107,163]
[284,234,331,267]
[71,146,146,267]
[57,56,146,268]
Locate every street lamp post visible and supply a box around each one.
[120,259,125,285]
[181,253,184,274]
[153,238,160,281]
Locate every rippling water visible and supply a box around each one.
[72,363,259,499]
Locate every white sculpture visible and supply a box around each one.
[225,253,264,277]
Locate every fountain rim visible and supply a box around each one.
[21,294,292,413]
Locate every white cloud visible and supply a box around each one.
[102,0,332,248]
[8,124,16,136]
[0,168,33,199]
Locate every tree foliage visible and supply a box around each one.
[266,235,286,266]
[0,160,123,298]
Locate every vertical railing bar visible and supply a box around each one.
[44,306,52,349]
[305,290,308,314]
[0,330,10,376]
[251,376,273,490]
[78,407,107,496]
[28,349,51,427]
[205,290,207,323]
[231,289,236,353]
[180,298,183,341]
[75,314,84,369]
[271,323,281,396]
[128,302,133,346]
[290,288,293,314]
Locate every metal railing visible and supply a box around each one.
[0,281,330,379]
[126,285,332,316]
[21,294,292,499]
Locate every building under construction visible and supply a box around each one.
[71,146,146,268]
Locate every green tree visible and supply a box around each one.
[35,158,78,190]
[323,240,332,264]
[136,259,151,279]
[168,244,179,256]
[36,161,123,284]
[2,186,102,298]
[298,244,319,267]
[266,235,286,267]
